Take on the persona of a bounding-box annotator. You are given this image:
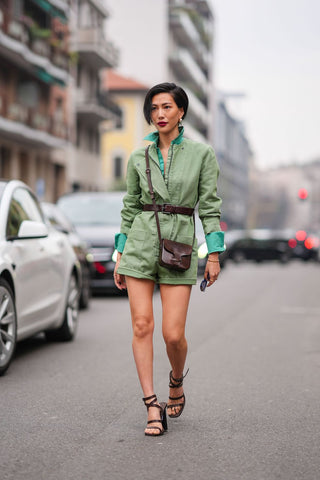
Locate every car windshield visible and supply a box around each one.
[58,194,123,226]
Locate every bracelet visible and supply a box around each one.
[207,259,219,263]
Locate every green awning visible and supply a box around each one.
[35,68,65,87]
[30,0,67,23]
[31,0,51,12]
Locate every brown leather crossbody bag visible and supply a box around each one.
[144,146,194,272]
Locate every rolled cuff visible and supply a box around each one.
[115,233,127,253]
[205,231,225,254]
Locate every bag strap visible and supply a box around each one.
[145,146,162,242]
[145,145,195,246]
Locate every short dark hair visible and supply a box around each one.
[143,82,189,125]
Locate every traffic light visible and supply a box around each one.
[298,188,308,200]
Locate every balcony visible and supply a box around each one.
[170,11,208,71]
[71,29,118,69]
[75,89,121,125]
[0,6,70,84]
[183,88,208,129]
[0,95,69,147]
[169,48,208,98]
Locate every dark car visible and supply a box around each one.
[41,202,91,309]
[227,229,293,264]
[57,191,124,293]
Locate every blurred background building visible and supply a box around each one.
[68,0,120,192]
[0,0,120,199]
[107,0,214,144]
[249,159,320,233]
[100,70,149,189]
[0,0,71,200]
[215,91,252,230]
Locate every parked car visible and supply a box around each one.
[0,180,81,376]
[57,191,124,293]
[41,202,91,309]
[226,229,293,264]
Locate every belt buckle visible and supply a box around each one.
[161,203,171,214]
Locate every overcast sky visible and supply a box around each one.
[211,0,320,169]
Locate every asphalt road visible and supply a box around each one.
[1,261,320,480]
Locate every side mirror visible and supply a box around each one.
[18,220,49,239]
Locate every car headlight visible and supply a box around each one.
[86,253,94,263]
[198,242,208,259]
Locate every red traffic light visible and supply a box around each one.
[298,188,308,200]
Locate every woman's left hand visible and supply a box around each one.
[204,254,220,287]
[114,252,127,290]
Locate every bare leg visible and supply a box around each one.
[126,276,163,434]
[160,284,192,417]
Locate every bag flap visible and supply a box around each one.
[162,239,193,256]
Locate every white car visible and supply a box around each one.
[0,180,81,376]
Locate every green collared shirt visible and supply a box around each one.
[144,126,184,177]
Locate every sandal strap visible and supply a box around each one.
[169,393,185,401]
[145,425,162,434]
[142,394,157,403]
[168,402,184,409]
[147,419,162,425]
[143,394,163,411]
[169,368,189,388]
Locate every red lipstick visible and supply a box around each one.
[158,122,167,127]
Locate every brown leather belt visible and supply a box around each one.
[143,204,194,216]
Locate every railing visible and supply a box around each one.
[0,96,69,140]
[76,89,121,117]
[51,117,69,140]
[72,28,119,68]
[0,6,70,71]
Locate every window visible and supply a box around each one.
[77,63,82,88]
[0,146,11,178]
[115,108,124,130]
[6,188,44,238]
[114,156,123,179]
[12,0,23,17]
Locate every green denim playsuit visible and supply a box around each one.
[115,129,224,285]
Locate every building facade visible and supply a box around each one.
[249,160,320,233]
[100,70,150,189]
[107,0,214,144]
[214,92,252,229]
[0,0,120,199]
[68,0,120,191]
[0,0,71,200]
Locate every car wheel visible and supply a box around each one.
[46,273,80,342]
[232,251,245,263]
[279,253,290,264]
[0,278,17,376]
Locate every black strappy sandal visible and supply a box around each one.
[168,368,189,418]
[142,394,167,436]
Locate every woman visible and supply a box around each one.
[114,83,224,436]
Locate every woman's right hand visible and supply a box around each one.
[114,252,127,290]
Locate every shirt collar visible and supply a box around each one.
[144,126,184,145]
